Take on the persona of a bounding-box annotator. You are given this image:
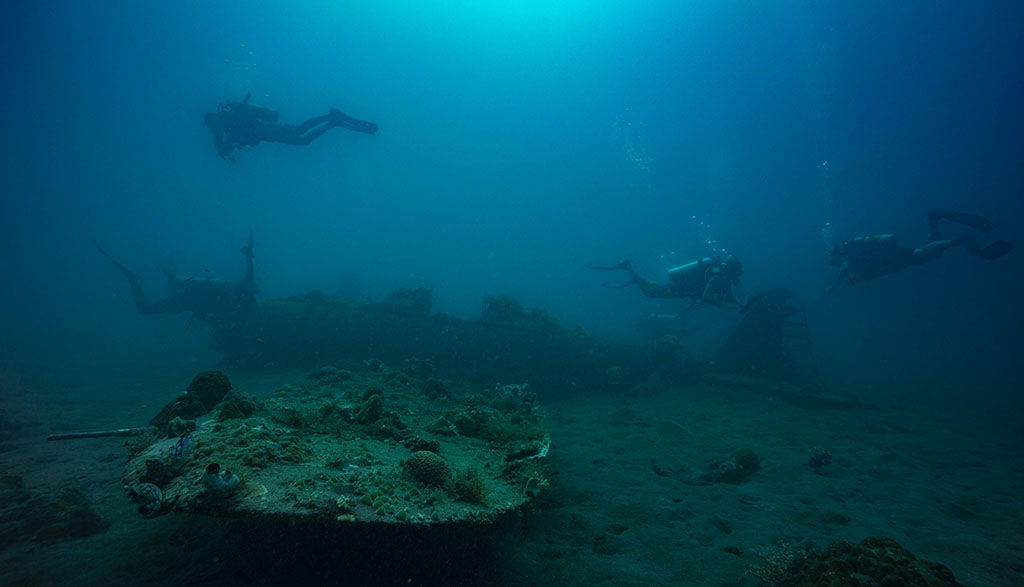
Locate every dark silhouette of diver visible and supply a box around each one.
[94,232,258,330]
[204,94,378,165]
[828,209,1014,293]
[588,255,744,309]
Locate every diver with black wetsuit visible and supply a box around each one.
[588,255,744,309]
[203,94,378,165]
[828,209,1014,293]
[94,232,258,330]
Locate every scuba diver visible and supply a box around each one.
[204,94,378,166]
[588,255,744,309]
[94,232,258,330]
[828,209,1014,293]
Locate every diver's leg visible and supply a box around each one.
[910,240,954,265]
[631,273,680,299]
[267,111,377,144]
[927,209,997,240]
[94,241,161,312]
[294,114,332,134]
[263,117,338,146]
[94,241,142,281]
[128,280,163,315]
[295,121,336,143]
[256,123,321,146]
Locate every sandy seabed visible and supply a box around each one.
[1,366,1021,586]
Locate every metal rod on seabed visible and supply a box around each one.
[47,427,156,441]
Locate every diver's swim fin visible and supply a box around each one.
[928,209,997,233]
[331,108,379,135]
[93,240,141,282]
[586,260,632,271]
[973,240,1014,260]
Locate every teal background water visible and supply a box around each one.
[3,2,1022,406]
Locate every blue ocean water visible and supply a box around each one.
[1,2,1022,585]
[4,2,1022,392]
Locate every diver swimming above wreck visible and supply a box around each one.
[94,232,257,331]
[828,209,1014,293]
[204,94,378,166]
[588,255,744,309]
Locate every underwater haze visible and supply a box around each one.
[4,2,1023,394]
[2,1,1023,585]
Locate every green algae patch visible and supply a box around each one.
[122,367,549,526]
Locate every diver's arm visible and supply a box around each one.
[213,130,231,159]
[700,276,740,309]
[828,264,851,293]
[215,132,237,166]
[719,286,742,309]
[700,278,718,305]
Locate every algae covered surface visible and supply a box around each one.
[122,365,549,526]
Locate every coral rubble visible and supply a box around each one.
[121,365,549,526]
[778,536,963,586]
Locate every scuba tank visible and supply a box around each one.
[831,234,897,266]
[849,234,894,246]
[667,257,717,293]
[842,234,896,255]
[667,258,712,282]
[219,93,279,122]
